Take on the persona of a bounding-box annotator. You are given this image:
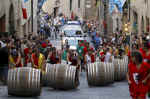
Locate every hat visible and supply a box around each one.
[42,43,47,48]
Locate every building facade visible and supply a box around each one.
[111,5,122,33]
[123,0,150,35]
[96,0,111,35]
[0,0,38,38]
[42,0,85,19]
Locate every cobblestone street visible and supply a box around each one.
[0,73,130,99]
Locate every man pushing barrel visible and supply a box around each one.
[31,46,46,73]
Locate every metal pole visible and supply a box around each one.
[31,0,33,32]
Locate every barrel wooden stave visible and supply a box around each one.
[7,67,41,97]
[113,56,128,81]
[87,62,114,86]
[45,64,79,90]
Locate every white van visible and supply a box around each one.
[60,25,86,50]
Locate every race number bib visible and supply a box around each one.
[133,73,139,84]
[144,59,148,62]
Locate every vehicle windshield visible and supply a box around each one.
[64,30,82,37]
[68,39,78,46]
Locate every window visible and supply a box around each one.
[70,0,72,11]
[78,0,80,8]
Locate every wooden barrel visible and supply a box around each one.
[123,55,128,77]
[86,62,114,86]
[113,57,128,81]
[45,64,79,90]
[7,67,41,97]
[41,63,50,86]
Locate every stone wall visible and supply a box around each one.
[0,0,38,38]
[42,0,85,19]
[130,0,150,34]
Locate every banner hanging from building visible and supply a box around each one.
[109,0,127,14]
[38,0,47,9]
[21,0,31,25]
[22,0,28,19]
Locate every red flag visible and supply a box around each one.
[22,0,27,19]
[147,26,150,32]
[71,11,74,20]
[103,20,107,29]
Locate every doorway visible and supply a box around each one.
[0,15,6,32]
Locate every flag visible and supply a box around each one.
[22,0,27,19]
[71,11,74,20]
[103,20,107,29]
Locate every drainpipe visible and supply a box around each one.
[31,0,33,32]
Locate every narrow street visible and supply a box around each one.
[0,0,150,99]
[0,73,130,99]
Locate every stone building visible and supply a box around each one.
[111,5,122,33]
[84,0,98,20]
[0,0,38,38]
[42,0,85,19]
[96,0,111,35]
[123,0,150,35]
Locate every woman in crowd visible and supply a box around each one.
[104,47,113,62]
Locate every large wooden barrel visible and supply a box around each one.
[113,56,128,81]
[87,62,114,86]
[45,64,79,90]
[7,67,41,97]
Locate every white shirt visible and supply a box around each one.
[0,41,6,48]
[111,37,115,43]
[104,52,111,62]
[86,54,91,63]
